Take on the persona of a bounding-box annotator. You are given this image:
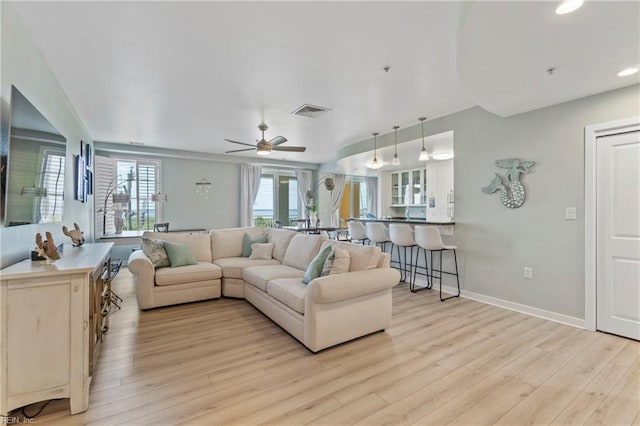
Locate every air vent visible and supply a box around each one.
[128,141,145,146]
[291,104,331,119]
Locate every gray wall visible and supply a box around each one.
[94,143,321,232]
[452,85,638,319]
[161,157,241,230]
[337,84,640,320]
[0,3,95,268]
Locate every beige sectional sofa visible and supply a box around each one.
[128,227,400,352]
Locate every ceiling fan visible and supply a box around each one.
[225,123,306,156]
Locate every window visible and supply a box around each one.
[253,170,299,227]
[95,156,162,235]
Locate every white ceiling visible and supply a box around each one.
[12,1,640,165]
[457,1,640,117]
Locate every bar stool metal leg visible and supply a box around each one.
[410,246,431,293]
[439,249,460,301]
[391,243,405,282]
[401,245,415,287]
[429,249,461,301]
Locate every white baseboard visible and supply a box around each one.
[412,278,584,329]
[442,285,584,329]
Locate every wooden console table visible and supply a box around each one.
[0,242,113,416]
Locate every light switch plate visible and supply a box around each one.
[565,207,577,220]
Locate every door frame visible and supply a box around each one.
[584,116,640,331]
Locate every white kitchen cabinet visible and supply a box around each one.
[390,168,427,206]
[425,159,454,222]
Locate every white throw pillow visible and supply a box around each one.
[249,243,274,260]
[141,237,170,268]
[322,247,351,276]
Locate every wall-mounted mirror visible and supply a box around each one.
[1,86,67,227]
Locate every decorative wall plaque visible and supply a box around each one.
[482,159,535,208]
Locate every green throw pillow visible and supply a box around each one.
[141,237,170,268]
[302,245,333,285]
[242,233,267,257]
[163,241,197,267]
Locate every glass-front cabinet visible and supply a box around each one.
[401,171,410,204]
[390,168,426,206]
[412,169,421,204]
[391,173,400,205]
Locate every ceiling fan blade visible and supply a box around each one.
[272,145,306,152]
[224,139,256,147]
[225,148,255,154]
[269,136,288,146]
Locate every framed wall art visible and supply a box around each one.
[74,154,86,202]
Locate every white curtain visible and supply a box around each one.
[240,164,262,227]
[365,176,378,218]
[329,174,346,227]
[294,169,313,218]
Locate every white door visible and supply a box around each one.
[596,130,640,340]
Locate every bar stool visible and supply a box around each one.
[413,226,460,301]
[389,224,418,285]
[366,222,391,253]
[348,221,369,245]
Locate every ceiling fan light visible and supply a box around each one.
[419,148,430,161]
[256,149,271,156]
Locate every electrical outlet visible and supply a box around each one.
[523,267,533,279]
[565,207,577,220]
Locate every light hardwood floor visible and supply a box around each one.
[16,270,639,425]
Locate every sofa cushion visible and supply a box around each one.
[141,237,170,268]
[214,257,279,279]
[267,278,307,314]
[319,240,382,272]
[266,228,297,262]
[143,231,212,262]
[163,241,198,267]
[243,264,305,292]
[282,234,327,271]
[302,245,333,284]
[242,233,268,257]
[155,262,222,286]
[322,247,351,276]
[211,227,265,260]
[249,243,274,260]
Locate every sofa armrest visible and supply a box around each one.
[306,268,401,305]
[127,250,156,309]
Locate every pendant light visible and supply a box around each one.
[418,117,429,161]
[392,125,400,166]
[367,132,383,169]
